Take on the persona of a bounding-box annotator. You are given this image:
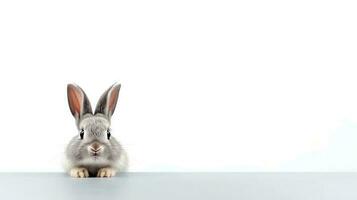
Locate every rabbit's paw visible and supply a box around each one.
[70,167,89,178]
[97,167,116,178]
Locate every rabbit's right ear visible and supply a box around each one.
[67,84,93,121]
[94,83,121,119]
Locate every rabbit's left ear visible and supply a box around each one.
[95,83,121,119]
[67,84,93,120]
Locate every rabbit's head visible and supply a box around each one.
[67,83,121,160]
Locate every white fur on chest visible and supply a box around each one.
[63,149,128,174]
[78,157,112,167]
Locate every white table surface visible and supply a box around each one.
[0,173,355,199]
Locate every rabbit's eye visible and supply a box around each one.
[107,129,111,140]
[79,129,84,140]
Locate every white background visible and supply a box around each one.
[0,0,357,172]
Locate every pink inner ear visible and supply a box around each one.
[108,88,119,114]
[68,86,83,117]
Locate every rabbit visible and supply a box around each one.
[64,83,128,178]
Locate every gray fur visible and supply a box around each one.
[65,84,128,177]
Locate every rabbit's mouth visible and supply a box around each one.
[90,154,102,161]
[90,152,100,157]
[87,143,104,158]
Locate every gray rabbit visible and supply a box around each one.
[64,83,128,178]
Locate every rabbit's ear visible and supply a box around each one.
[67,84,93,120]
[95,83,121,119]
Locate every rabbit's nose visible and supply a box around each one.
[89,142,103,152]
